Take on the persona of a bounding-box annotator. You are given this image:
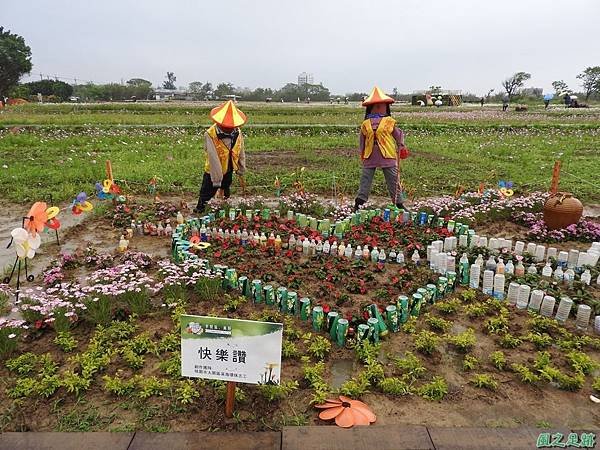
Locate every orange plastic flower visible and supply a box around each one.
[24,202,48,236]
[315,395,376,428]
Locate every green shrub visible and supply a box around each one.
[413,330,439,355]
[175,380,201,404]
[592,377,600,392]
[362,360,385,384]
[436,299,461,315]
[511,363,539,384]
[379,377,411,396]
[392,351,427,380]
[307,336,331,360]
[448,328,476,353]
[6,352,38,375]
[424,313,452,333]
[61,370,91,397]
[470,373,498,390]
[401,317,418,334]
[566,351,598,375]
[158,352,182,379]
[7,377,37,398]
[490,351,507,370]
[35,374,61,398]
[339,376,370,398]
[498,333,522,349]
[54,331,78,352]
[103,374,136,396]
[524,332,552,350]
[463,303,489,318]
[486,314,509,335]
[258,380,299,402]
[302,361,326,387]
[556,372,585,391]
[136,376,171,399]
[463,355,479,371]
[417,377,448,401]
[461,289,477,302]
[354,341,381,363]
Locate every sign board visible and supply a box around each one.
[181,315,283,385]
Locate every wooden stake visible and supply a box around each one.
[106,160,114,182]
[550,160,561,194]
[225,381,236,418]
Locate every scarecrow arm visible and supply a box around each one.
[205,133,224,187]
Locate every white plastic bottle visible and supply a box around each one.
[371,246,380,263]
[475,254,484,267]
[496,258,505,274]
[515,260,525,277]
[344,244,353,259]
[316,240,323,253]
[396,251,405,265]
[302,238,310,255]
[362,246,370,260]
[485,255,497,272]
[541,262,553,278]
[323,240,330,255]
[354,245,362,260]
[389,249,397,263]
[527,263,537,275]
[581,269,591,286]
[563,268,575,286]
[338,242,346,257]
[553,265,563,281]
[330,241,338,256]
[411,250,420,266]
[505,259,514,275]
[378,249,387,267]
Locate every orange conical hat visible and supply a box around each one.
[209,100,247,128]
[362,86,395,106]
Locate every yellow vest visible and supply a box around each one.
[361,116,397,160]
[204,125,243,173]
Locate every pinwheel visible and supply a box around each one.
[315,396,376,428]
[11,228,41,260]
[71,192,94,215]
[45,206,61,230]
[23,202,48,236]
[95,179,121,200]
[498,180,514,198]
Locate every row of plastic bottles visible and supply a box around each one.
[128,220,173,238]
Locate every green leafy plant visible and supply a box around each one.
[103,373,136,396]
[174,380,201,404]
[448,328,476,353]
[436,298,461,315]
[486,313,509,335]
[339,375,370,398]
[470,373,498,390]
[392,351,427,381]
[223,295,247,312]
[379,377,411,396]
[413,330,439,355]
[307,336,331,360]
[511,363,539,384]
[463,355,479,371]
[258,380,299,402]
[214,381,246,403]
[35,374,61,398]
[524,332,552,350]
[556,372,585,391]
[159,352,182,379]
[498,333,522,349]
[592,377,600,392]
[54,331,78,352]
[158,331,179,353]
[303,360,326,387]
[565,350,598,375]
[526,314,559,334]
[463,303,489,318]
[61,370,92,397]
[7,377,37,399]
[282,339,299,359]
[417,376,448,401]
[0,326,21,357]
[424,313,452,333]
[489,351,507,370]
[461,289,477,302]
[354,341,381,364]
[83,295,113,326]
[136,376,171,399]
[401,317,418,334]
[362,360,385,384]
[6,352,38,375]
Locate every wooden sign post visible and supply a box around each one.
[550,160,561,194]
[225,381,236,418]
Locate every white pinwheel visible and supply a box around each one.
[11,227,41,259]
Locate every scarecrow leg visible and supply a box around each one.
[3,257,18,284]
[15,260,21,301]
[55,229,60,246]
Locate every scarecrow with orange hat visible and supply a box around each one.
[194,100,247,213]
[355,87,409,211]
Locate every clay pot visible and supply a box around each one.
[543,192,583,230]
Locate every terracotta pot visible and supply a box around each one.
[543,192,583,230]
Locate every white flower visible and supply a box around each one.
[11,228,41,259]
[8,333,16,339]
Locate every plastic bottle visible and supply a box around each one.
[344,244,353,259]
[310,239,317,256]
[411,250,420,266]
[377,249,386,269]
[396,251,405,265]
[362,246,370,260]
[157,222,164,236]
[371,247,380,263]
[354,246,363,260]
[563,268,575,286]
[199,224,207,242]
[302,239,310,255]
[330,241,338,256]
[581,269,591,286]
[164,222,173,237]
[475,254,484,267]
[485,255,497,272]
[469,264,481,289]
[316,240,323,253]
[252,232,260,246]
[118,235,128,253]
[241,229,249,246]
[224,229,231,241]
[553,265,563,280]
[527,263,537,275]
[295,237,303,253]
[267,232,275,247]
[235,230,242,244]
[515,260,525,277]
[323,240,330,255]
[505,259,514,275]
[389,249,397,263]
[217,228,224,240]
[338,242,346,257]
[176,211,184,225]
[275,235,282,249]
[459,253,470,285]
[288,234,296,250]
[541,262,553,278]
[496,258,505,274]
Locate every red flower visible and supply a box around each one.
[214,250,222,258]
[322,304,331,314]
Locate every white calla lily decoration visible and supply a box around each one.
[11,227,41,259]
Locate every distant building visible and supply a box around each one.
[298,72,314,86]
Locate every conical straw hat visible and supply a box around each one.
[362,86,395,106]
[209,100,247,128]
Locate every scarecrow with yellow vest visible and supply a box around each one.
[194,100,247,213]
[355,86,409,211]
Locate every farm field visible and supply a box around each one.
[1,102,599,203]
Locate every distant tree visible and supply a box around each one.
[551,80,569,95]
[576,66,600,100]
[485,88,495,99]
[346,92,367,102]
[188,81,213,100]
[214,82,235,99]
[163,72,176,90]
[501,72,531,99]
[188,81,204,94]
[126,78,153,99]
[0,27,33,104]
[392,87,399,98]
[22,79,73,101]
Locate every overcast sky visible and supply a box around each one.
[4,0,600,95]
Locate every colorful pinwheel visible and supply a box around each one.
[71,192,93,215]
[24,202,48,236]
[45,206,61,230]
[498,180,514,197]
[11,228,41,259]
[95,179,121,200]
[315,396,376,428]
